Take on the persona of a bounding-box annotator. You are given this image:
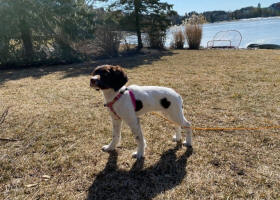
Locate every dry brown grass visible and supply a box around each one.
[1,49,280,199]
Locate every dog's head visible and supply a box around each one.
[90,65,128,91]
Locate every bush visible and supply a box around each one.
[184,15,205,50]
[0,36,83,68]
[93,25,123,57]
[171,30,185,49]
[145,29,166,49]
[0,0,94,68]
[185,24,202,49]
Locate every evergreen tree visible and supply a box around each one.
[0,0,95,66]
[99,0,175,49]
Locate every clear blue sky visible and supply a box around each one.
[162,0,278,15]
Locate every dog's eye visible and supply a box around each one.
[95,72,104,76]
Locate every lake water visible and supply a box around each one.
[169,17,280,48]
[127,17,280,48]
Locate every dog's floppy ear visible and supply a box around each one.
[109,65,128,91]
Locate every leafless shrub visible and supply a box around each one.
[144,29,166,49]
[94,25,123,57]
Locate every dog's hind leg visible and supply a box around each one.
[169,116,192,147]
[172,126,182,142]
[163,105,192,147]
[182,119,192,148]
[175,115,192,148]
[102,119,122,152]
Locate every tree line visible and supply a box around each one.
[0,0,175,68]
[171,2,280,25]
[203,3,280,23]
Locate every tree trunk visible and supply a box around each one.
[19,19,34,61]
[0,38,10,64]
[133,0,143,49]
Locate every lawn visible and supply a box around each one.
[0,49,280,199]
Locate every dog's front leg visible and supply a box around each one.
[102,118,122,152]
[127,118,146,159]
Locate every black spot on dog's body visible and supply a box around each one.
[160,98,171,109]
[135,100,143,112]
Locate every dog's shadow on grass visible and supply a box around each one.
[87,144,193,200]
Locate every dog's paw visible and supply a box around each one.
[132,152,144,159]
[172,135,182,142]
[116,141,122,147]
[102,145,115,152]
[183,141,192,148]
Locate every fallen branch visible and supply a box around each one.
[0,106,17,141]
[0,106,11,125]
[0,138,19,142]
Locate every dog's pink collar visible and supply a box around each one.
[104,88,136,119]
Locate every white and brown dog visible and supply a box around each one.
[90,65,192,159]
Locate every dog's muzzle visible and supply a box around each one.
[90,78,96,87]
[90,75,101,89]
